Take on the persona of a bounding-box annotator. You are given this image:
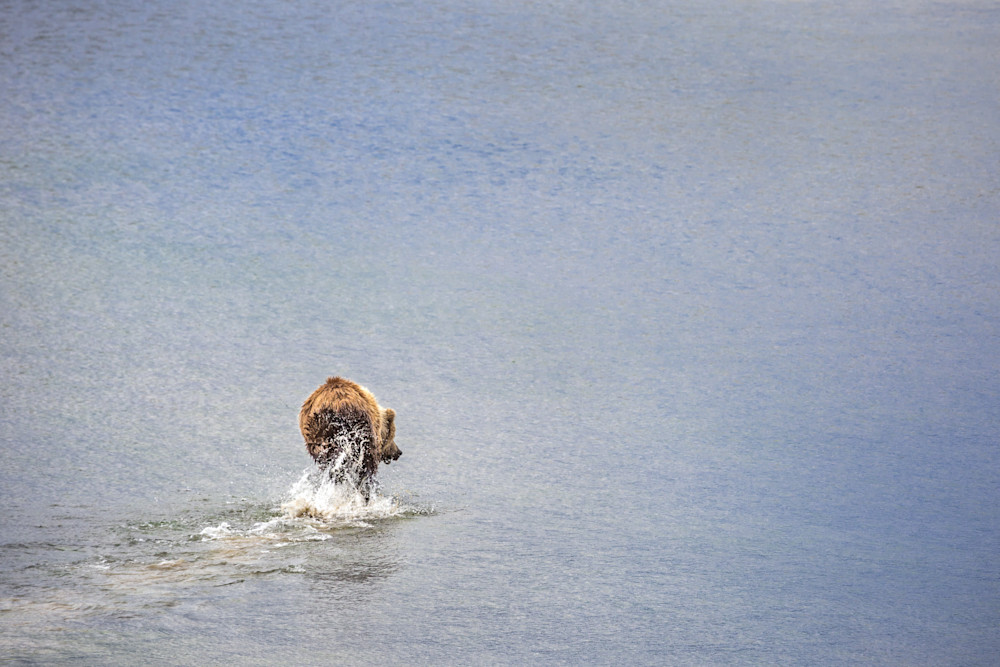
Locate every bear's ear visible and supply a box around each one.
[383,408,395,439]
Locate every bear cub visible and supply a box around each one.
[299,376,401,500]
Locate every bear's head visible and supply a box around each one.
[379,408,401,464]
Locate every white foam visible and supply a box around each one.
[199,522,236,540]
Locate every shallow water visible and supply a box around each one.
[2,0,999,664]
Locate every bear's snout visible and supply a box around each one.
[382,445,401,463]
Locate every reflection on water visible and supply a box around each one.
[1,474,427,644]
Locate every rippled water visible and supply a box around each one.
[2,0,999,664]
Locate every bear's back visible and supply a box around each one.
[299,377,379,436]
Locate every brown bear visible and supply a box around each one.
[298,377,401,499]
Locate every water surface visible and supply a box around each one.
[2,0,998,664]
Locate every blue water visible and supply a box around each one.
[2,0,999,664]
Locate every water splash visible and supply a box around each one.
[196,469,425,543]
[278,469,404,524]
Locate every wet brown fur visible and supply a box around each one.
[298,376,401,474]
